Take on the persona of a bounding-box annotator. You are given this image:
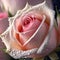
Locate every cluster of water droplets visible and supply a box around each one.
[9,48,38,59]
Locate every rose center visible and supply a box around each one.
[23,17,31,26]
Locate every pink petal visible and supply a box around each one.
[23,22,49,50]
[38,27,57,56]
[0,12,8,20]
[27,27,58,58]
[14,11,43,45]
[19,20,41,45]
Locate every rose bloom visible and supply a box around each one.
[0,1,59,59]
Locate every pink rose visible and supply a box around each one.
[0,1,58,59]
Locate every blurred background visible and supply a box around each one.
[0,0,60,60]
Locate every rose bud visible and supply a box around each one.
[0,1,58,59]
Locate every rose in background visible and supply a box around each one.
[0,1,59,59]
[0,6,14,60]
[0,0,53,15]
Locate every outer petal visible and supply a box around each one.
[23,15,48,49]
[37,27,57,57]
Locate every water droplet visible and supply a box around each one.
[12,53,16,56]
[17,51,21,54]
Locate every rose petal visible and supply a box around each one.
[23,15,49,49]
[37,27,57,56]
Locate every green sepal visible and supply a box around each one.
[8,11,13,17]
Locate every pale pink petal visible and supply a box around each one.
[23,20,49,50]
[37,27,57,56]
[25,27,57,58]
[19,19,41,45]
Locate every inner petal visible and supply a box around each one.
[18,15,43,45]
